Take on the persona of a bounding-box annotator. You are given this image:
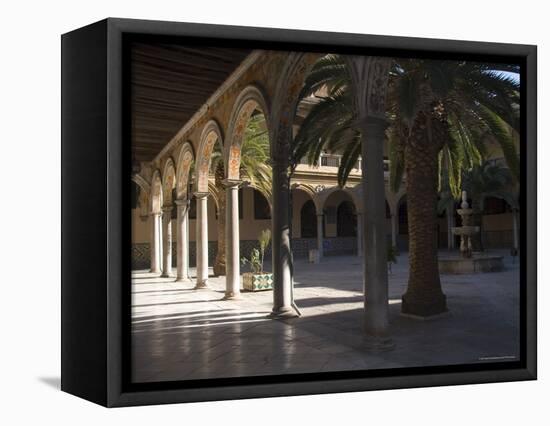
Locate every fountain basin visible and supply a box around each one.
[451,225,479,236]
[438,255,504,274]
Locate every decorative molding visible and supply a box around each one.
[225,85,270,180]
[176,141,195,200]
[196,120,223,193]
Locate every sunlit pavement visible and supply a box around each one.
[131,251,520,383]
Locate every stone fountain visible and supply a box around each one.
[438,191,504,274]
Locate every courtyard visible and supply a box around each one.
[132,251,520,383]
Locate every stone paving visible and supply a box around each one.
[131,251,520,383]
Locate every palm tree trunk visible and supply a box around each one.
[213,163,226,276]
[401,113,447,317]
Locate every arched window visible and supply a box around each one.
[398,197,408,235]
[337,201,357,237]
[300,200,317,238]
[253,189,270,219]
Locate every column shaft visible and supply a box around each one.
[224,181,241,299]
[357,213,363,257]
[149,212,162,273]
[176,200,190,281]
[195,193,209,288]
[161,207,173,277]
[271,162,295,317]
[316,214,324,259]
[361,117,391,341]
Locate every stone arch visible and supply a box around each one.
[322,189,358,238]
[300,200,318,238]
[195,119,224,193]
[291,183,322,213]
[291,185,319,238]
[175,141,195,201]
[270,52,322,162]
[318,186,361,216]
[150,169,163,214]
[161,157,176,207]
[225,85,270,180]
[207,181,220,209]
[336,200,357,237]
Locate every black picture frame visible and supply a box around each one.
[61,17,537,407]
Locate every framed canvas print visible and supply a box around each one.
[61,18,537,407]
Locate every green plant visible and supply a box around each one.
[241,248,262,274]
[241,229,272,274]
[211,112,272,276]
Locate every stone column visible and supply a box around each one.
[161,206,173,277]
[346,55,392,347]
[390,213,398,250]
[149,212,162,274]
[270,161,296,318]
[158,212,163,269]
[194,192,209,288]
[223,180,242,299]
[361,116,392,347]
[357,212,363,256]
[316,213,324,259]
[175,199,190,282]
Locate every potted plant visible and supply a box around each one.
[242,229,273,291]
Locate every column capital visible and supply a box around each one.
[174,198,190,206]
[149,211,162,217]
[161,206,173,214]
[193,192,209,199]
[357,115,388,135]
[222,178,242,188]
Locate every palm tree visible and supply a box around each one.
[211,112,272,276]
[462,161,518,250]
[293,55,519,316]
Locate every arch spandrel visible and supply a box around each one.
[150,169,163,214]
[161,158,176,207]
[176,142,195,201]
[225,85,271,181]
[195,120,223,193]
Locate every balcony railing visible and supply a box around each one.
[299,153,389,172]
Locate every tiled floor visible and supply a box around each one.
[131,252,520,383]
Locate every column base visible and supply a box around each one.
[175,276,191,283]
[194,280,208,290]
[401,292,448,318]
[269,306,299,319]
[363,335,395,352]
[149,269,161,274]
[222,292,242,301]
[160,272,174,278]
